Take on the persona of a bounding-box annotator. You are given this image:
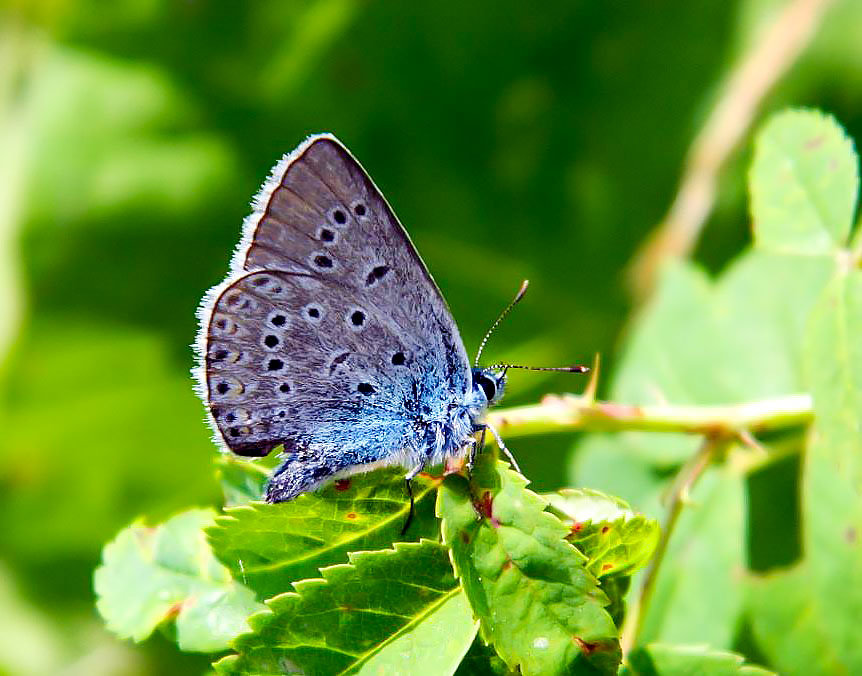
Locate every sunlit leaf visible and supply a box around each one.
[94,509,263,652]
[207,469,440,600]
[214,540,466,675]
[544,488,659,578]
[438,453,620,676]
[636,468,745,651]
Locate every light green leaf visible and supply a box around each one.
[749,109,859,254]
[214,540,465,675]
[796,270,862,669]
[354,589,477,676]
[637,468,745,650]
[207,469,440,600]
[747,564,843,675]
[544,488,659,578]
[94,509,263,653]
[587,250,831,467]
[216,454,281,508]
[623,643,774,675]
[438,453,620,676]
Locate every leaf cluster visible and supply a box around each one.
[94,108,861,675]
[573,109,862,673]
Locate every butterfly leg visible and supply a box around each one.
[401,463,425,535]
[468,424,487,472]
[485,422,522,474]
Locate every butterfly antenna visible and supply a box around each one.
[489,363,589,377]
[475,280,530,366]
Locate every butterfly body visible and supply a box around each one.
[195,134,507,502]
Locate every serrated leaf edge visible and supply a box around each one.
[219,539,461,676]
[206,480,438,578]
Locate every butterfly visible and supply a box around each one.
[194,134,582,521]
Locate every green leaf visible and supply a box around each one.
[215,540,468,675]
[749,109,859,254]
[353,589,477,676]
[438,453,620,676]
[207,469,440,600]
[747,564,843,675]
[797,270,862,668]
[216,454,281,508]
[455,637,513,675]
[544,488,660,578]
[637,468,745,650]
[593,253,830,467]
[622,643,774,675]
[94,509,263,653]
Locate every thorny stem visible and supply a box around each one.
[619,435,730,656]
[486,391,813,439]
[627,0,837,300]
[486,389,813,658]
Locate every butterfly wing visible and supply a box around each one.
[195,135,472,493]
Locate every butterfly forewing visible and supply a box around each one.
[200,135,471,462]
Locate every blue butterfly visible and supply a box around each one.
[195,134,581,522]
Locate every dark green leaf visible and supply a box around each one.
[207,469,440,600]
[214,540,468,675]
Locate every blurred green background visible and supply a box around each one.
[1,1,861,673]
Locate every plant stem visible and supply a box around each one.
[619,435,729,656]
[487,391,813,657]
[627,0,837,300]
[486,392,812,438]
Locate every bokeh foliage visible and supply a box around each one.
[2,1,862,674]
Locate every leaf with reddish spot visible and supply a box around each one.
[438,452,620,675]
[94,509,263,652]
[208,469,439,600]
[215,541,478,675]
[544,488,659,579]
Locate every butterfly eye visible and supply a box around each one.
[476,374,496,402]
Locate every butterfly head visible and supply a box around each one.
[471,367,506,407]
